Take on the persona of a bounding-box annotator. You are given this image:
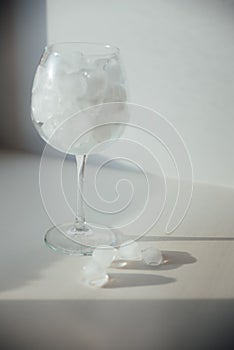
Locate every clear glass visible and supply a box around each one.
[31,42,128,255]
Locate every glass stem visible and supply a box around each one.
[75,154,87,230]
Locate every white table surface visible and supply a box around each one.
[1,149,234,350]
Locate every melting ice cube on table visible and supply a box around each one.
[142,247,163,266]
[92,245,115,268]
[119,240,142,260]
[80,261,108,287]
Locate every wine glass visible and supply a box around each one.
[31,42,128,255]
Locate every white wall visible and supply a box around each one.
[46,0,234,186]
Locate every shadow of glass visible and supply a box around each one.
[104,273,176,288]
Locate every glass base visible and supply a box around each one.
[44,222,123,256]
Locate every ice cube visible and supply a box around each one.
[104,82,127,103]
[58,71,87,118]
[42,52,64,83]
[91,89,129,144]
[60,71,87,99]
[31,88,60,124]
[80,261,108,287]
[83,68,107,105]
[83,56,97,70]
[110,248,127,268]
[92,245,115,267]
[142,247,163,266]
[104,57,124,83]
[60,51,84,74]
[32,66,48,93]
[44,110,98,155]
[31,62,64,124]
[41,117,59,142]
[119,240,142,260]
[95,58,109,69]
